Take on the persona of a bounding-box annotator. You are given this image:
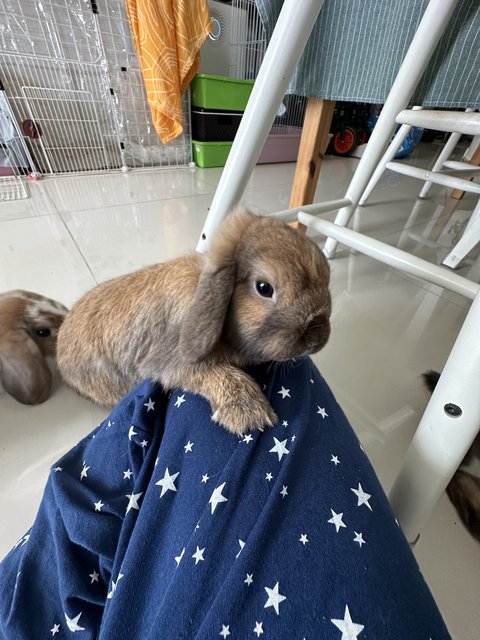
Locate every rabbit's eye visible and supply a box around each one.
[36,328,51,338]
[255,281,274,298]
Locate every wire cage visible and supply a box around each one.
[0,0,192,194]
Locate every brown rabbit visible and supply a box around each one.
[0,290,68,404]
[57,208,331,434]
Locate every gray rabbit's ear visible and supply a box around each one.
[0,333,52,404]
[179,262,236,363]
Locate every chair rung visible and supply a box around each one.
[442,160,480,172]
[386,161,480,194]
[396,109,480,136]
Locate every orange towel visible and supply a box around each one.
[126,0,211,144]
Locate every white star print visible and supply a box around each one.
[64,612,85,632]
[107,573,124,599]
[175,548,185,566]
[353,532,366,548]
[201,473,210,483]
[317,406,328,418]
[328,509,346,533]
[331,455,340,465]
[106,420,114,428]
[280,485,288,498]
[264,582,286,615]
[282,420,288,428]
[13,534,29,549]
[299,533,308,545]
[53,466,62,473]
[310,378,314,384]
[242,434,253,443]
[291,435,296,442]
[123,468,133,480]
[192,546,205,564]
[128,425,137,441]
[50,623,60,635]
[174,394,186,408]
[265,472,273,481]
[125,492,142,514]
[141,439,148,448]
[184,441,194,452]
[144,398,155,412]
[331,605,364,639]
[351,483,372,511]
[220,625,230,638]
[269,437,289,461]
[156,468,180,498]
[94,500,104,512]
[236,539,245,558]
[80,463,90,481]
[254,621,264,636]
[244,573,253,585]
[209,482,228,514]
[89,569,99,583]
[278,386,291,399]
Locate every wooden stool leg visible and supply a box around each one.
[289,98,335,235]
[290,98,336,208]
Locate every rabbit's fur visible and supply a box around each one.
[423,370,480,542]
[57,208,331,434]
[0,290,68,404]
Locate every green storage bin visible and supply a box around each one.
[190,74,254,111]
[192,140,233,168]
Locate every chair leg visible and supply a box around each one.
[419,132,462,198]
[289,98,336,208]
[448,141,480,201]
[359,123,413,206]
[196,0,326,253]
[323,0,459,259]
[389,289,480,543]
[442,199,480,269]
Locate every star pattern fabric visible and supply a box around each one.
[0,359,451,639]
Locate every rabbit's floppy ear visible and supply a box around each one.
[0,332,52,404]
[180,208,256,362]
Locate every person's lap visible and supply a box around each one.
[0,358,451,639]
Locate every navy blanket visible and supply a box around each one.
[0,358,451,639]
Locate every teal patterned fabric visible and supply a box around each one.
[255,0,480,107]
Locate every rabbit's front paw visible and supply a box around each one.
[212,386,277,436]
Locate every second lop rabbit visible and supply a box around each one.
[57,208,332,434]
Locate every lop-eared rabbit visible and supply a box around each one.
[57,209,331,434]
[0,290,68,404]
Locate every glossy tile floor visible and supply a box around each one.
[1,144,479,638]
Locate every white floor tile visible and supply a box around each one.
[0,180,58,222]
[0,214,96,305]
[0,148,479,639]
[43,167,215,214]
[61,193,213,283]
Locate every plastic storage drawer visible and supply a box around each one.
[192,140,233,168]
[191,108,243,142]
[190,74,254,111]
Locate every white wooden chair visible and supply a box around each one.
[196,0,480,544]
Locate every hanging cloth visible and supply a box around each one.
[126,0,211,143]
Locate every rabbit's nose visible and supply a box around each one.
[305,314,330,351]
[305,314,329,334]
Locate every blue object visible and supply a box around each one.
[0,359,451,639]
[367,113,424,158]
